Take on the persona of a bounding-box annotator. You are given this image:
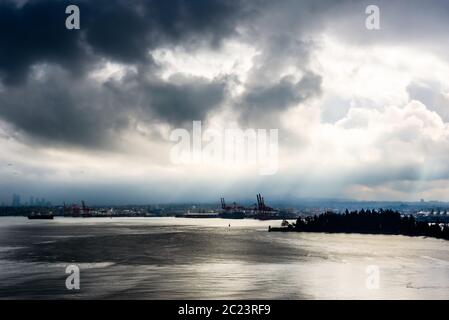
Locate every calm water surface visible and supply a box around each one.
[0,217,448,299]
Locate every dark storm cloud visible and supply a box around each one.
[0,69,130,147]
[0,66,228,147]
[0,0,249,85]
[0,0,248,147]
[0,0,88,85]
[243,73,321,111]
[82,0,248,63]
[239,72,322,125]
[142,76,227,126]
[232,24,323,126]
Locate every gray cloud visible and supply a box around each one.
[0,0,250,85]
[0,68,130,147]
[140,75,228,126]
[233,31,323,126]
[0,67,229,148]
[0,0,255,148]
[238,72,322,125]
[407,81,449,122]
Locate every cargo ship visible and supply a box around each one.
[28,212,54,220]
[219,198,246,219]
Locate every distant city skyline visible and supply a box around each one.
[8,193,51,207]
[3,191,449,208]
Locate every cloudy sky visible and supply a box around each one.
[1,0,449,205]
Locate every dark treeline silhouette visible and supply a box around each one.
[275,209,449,240]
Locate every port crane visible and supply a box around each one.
[63,201,92,217]
[219,194,278,220]
[254,193,277,220]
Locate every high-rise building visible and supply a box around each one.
[12,194,21,207]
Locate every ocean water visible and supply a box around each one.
[0,216,448,299]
